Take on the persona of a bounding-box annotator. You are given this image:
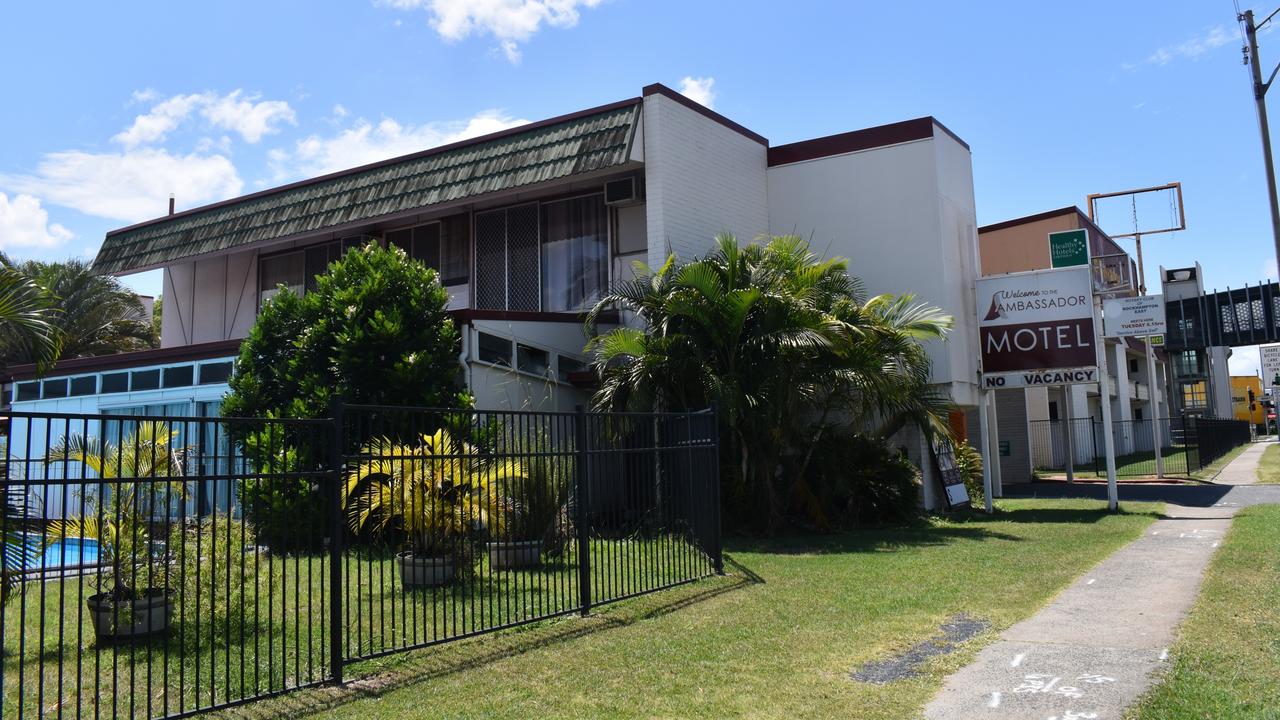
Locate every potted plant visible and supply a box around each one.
[487,436,571,570]
[46,422,185,641]
[345,428,520,588]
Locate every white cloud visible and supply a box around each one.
[379,0,603,63]
[113,90,295,147]
[271,109,529,179]
[332,104,350,119]
[201,90,296,143]
[0,192,74,249]
[113,93,205,147]
[1,148,243,224]
[678,76,716,109]
[1145,25,1234,66]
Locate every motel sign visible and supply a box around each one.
[976,266,1098,384]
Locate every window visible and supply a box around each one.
[260,238,360,304]
[69,376,97,396]
[101,372,129,394]
[42,378,68,399]
[475,197,607,312]
[199,361,233,385]
[1128,358,1138,374]
[477,332,512,366]
[163,365,194,388]
[304,242,342,292]
[440,215,469,285]
[1135,408,1144,421]
[131,369,160,391]
[516,344,550,376]
[259,251,305,305]
[557,355,588,383]
[541,195,608,312]
[386,216,469,286]
[15,382,39,402]
[1048,401,1059,421]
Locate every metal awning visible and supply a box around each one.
[93,99,642,275]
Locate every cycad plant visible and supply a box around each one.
[345,429,524,559]
[46,422,186,600]
[587,233,953,531]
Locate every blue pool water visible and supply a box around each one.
[17,535,101,571]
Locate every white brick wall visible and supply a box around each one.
[641,93,769,269]
[766,130,982,406]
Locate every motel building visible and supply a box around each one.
[976,206,1172,484]
[3,82,987,510]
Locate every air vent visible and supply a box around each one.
[604,177,643,206]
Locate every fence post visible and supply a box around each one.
[328,396,345,685]
[708,403,724,575]
[573,405,592,617]
[1092,421,1100,476]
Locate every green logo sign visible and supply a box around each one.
[1048,229,1089,268]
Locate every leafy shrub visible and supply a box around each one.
[344,429,519,558]
[223,243,469,550]
[794,431,920,529]
[495,431,574,553]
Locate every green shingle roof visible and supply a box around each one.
[94,99,642,274]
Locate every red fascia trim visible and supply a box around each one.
[641,83,768,146]
[767,117,966,167]
[104,96,645,238]
[6,339,243,381]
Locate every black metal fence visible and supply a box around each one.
[0,404,721,719]
[1030,415,1251,477]
[1186,416,1253,470]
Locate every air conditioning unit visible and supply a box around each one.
[604,177,643,206]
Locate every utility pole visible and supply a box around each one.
[1242,8,1280,279]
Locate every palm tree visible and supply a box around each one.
[0,259,61,373]
[45,422,186,599]
[586,234,952,531]
[0,257,154,368]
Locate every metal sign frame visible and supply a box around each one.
[1086,182,1186,239]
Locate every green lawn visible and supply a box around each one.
[219,499,1162,720]
[2,534,707,719]
[1037,446,1192,478]
[1256,444,1280,484]
[1035,441,1251,481]
[1126,504,1280,719]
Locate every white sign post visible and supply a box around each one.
[1094,295,1120,511]
[1104,294,1168,477]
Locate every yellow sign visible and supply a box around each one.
[1231,375,1265,426]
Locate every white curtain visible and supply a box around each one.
[540,196,607,312]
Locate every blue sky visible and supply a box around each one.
[0,1,1276,372]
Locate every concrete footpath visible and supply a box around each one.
[923,442,1273,720]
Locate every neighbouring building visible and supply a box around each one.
[1160,263,1234,419]
[5,83,984,508]
[975,206,1171,483]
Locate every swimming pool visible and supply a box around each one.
[16,534,101,571]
